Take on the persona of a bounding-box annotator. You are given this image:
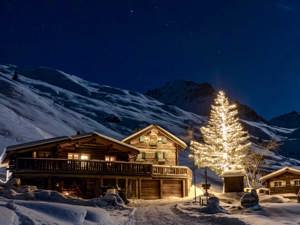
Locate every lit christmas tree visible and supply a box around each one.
[190,91,251,175]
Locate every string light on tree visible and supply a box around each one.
[190,90,251,175]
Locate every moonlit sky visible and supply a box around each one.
[1,0,300,118]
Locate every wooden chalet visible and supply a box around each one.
[260,167,300,195]
[1,125,192,199]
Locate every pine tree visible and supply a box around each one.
[190,91,251,175]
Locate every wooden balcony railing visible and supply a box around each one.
[14,158,153,176]
[13,158,192,178]
[152,165,192,178]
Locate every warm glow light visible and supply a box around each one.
[80,154,89,160]
[190,90,251,175]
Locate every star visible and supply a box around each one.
[129,9,135,16]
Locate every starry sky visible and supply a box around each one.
[0,0,300,119]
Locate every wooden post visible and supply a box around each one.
[125,177,128,198]
[160,179,163,199]
[182,179,186,197]
[100,177,103,187]
[96,179,100,196]
[138,178,142,199]
[47,177,52,190]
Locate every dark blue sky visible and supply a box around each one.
[1,0,300,118]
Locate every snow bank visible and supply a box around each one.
[0,184,127,209]
[0,197,130,225]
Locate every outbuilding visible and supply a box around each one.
[260,167,300,195]
[222,170,245,193]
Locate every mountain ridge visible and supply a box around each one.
[146,80,267,123]
[0,64,299,171]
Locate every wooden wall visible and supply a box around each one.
[127,129,178,166]
[17,174,188,200]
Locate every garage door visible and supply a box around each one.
[141,180,160,199]
[162,180,182,198]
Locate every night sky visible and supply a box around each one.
[1,0,300,118]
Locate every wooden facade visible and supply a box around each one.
[2,125,192,200]
[260,167,300,195]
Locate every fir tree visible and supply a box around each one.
[190,91,251,175]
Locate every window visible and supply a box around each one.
[105,155,116,162]
[156,151,165,162]
[80,154,89,160]
[270,180,286,188]
[291,179,300,186]
[136,152,145,161]
[68,153,89,160]
[139,136,145,143]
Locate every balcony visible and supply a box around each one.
[12,158,192,179]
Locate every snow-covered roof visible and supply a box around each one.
[6,136,69,152]
[2,132,140,164]
[221,170,245,177]
[260,167,300,182]
[122,124,187,150]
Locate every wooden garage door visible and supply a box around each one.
[141,180,160,199]
[162,180,182,198]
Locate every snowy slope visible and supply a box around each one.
[0,64,299,171]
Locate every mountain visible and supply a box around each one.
[268,111,300,160]
[270,111,300,128]
[0,64,298,171]
[146,80,266,122]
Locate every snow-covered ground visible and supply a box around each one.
[0,197,132,225]
[176,200,300,225]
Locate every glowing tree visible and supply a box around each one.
[190,91,251,175]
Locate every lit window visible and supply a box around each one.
[68,153,87,160]
[105,155,116,162]
[271,180,286,187]
[80,154,89,160]
[291,179,300,186]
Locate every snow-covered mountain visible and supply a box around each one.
[0,64,298,171]
[268,111,300,160]
[270,111,300,129]
[146,80,266,122]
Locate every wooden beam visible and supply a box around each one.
[160,179,163,199]
[125,177,128,198]
[138,178,141,199]
[182,179,186,197]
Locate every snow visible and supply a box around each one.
[0,63,300,190]
[0,197,131,225]
[176,200,300,225]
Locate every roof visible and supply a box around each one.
[122,124,187,150]
[1,132,140,164]
[222,170,245,177]
[260,167,300,182]
[5,136,69,152]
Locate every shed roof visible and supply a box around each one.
[221,170,245,177]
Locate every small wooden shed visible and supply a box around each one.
[260,167,300,195]
[222,170,245,193]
